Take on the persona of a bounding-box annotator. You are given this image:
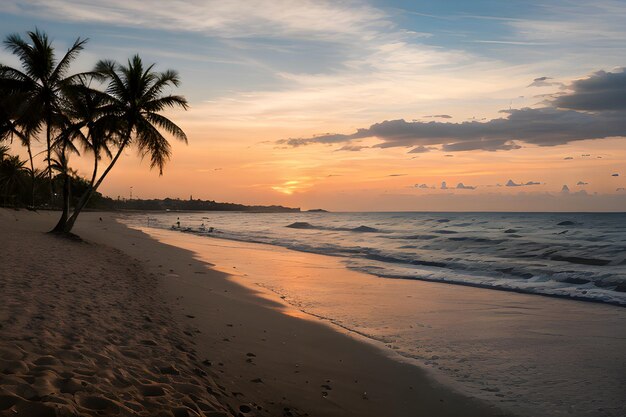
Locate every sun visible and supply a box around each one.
[271,180,305,195]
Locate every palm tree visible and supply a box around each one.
[0,145,9,160]
[0,92,37,207]
[0,29,89,203]
[49,84,113,232]
[61,55,188,233]
[0,153,28,206]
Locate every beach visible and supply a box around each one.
[1,209,511,417]
[129,213,626,417]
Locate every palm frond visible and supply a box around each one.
[135,118,172,175]
[144,112,188,143]
[143,95,189,112]
[50,37,88,83]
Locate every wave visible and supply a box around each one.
[286,222,379,233]
[125,212,626,307]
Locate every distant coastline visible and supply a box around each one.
[94,197,302,213]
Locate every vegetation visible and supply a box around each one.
[0,29,188,233]
[102,197,300,212]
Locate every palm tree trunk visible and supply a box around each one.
[46,114,54,206]
[63,137,128,233]
[26,143,35,208]
[51,143,70,233]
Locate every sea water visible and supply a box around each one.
[125,211,626,416]
[129,211,626,305]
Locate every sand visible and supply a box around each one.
[0,209,512,417]
[0,209,233,416]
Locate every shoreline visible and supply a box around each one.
[1,208,512,416]
[5,209,625,416]
[160,227,626,308]
[98,214,511,417]
[127,216,626,417]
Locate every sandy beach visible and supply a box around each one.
[0,208,515,417]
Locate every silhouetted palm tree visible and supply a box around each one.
[0,94,37,206]
[50,84,114,232]
[0,29,89,203]
[62,55,188,232]
[0,145,9,160]
[0,153,28,206]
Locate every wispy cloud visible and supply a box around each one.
[7,0,390,40]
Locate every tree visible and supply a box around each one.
[51,84,115,231]
[0,29,89,203]
[0,153,28,206]
[0,93,37,207]
[61,55,188,233]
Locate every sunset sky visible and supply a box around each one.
[1,0,625,211]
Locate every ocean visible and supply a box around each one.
[124,211,626,416]
[127,211,626,306]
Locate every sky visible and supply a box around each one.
[1,0,625,211]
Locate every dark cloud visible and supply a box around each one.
[554,68,626,111]
[408,145,432,153]
[528,76,563,88]
[424,114,452,119]
[612,173,620,177]
[561,185,570,193]
[564,156,573,160]
[441,181,448,190]
[415,183,430,189]
[388,174,407,177]
[577,181,589,185]
[456,183,476,190]
[278,107,625,151]
[506,180,541,187]
[277,69,626,152]
[336,145,369,152]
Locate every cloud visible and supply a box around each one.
[388,174,407,177]
[335,145,369,152]
[564,156,573,160]
[506,180,541,187]
[278,69,626,152]
[554,68,626,111]
[456,183,476,190]
[577,181,589,185]
[528,76,562,87]
[415,183,430,189]
[5,0,390,41]
[424,114,452,119]
[612,173,620,177]
[408,145,432,153]
[441,181,448,190]
[561,185,570,193]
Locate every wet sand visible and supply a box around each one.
[1,209,510,417]
[134,222,626,417]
